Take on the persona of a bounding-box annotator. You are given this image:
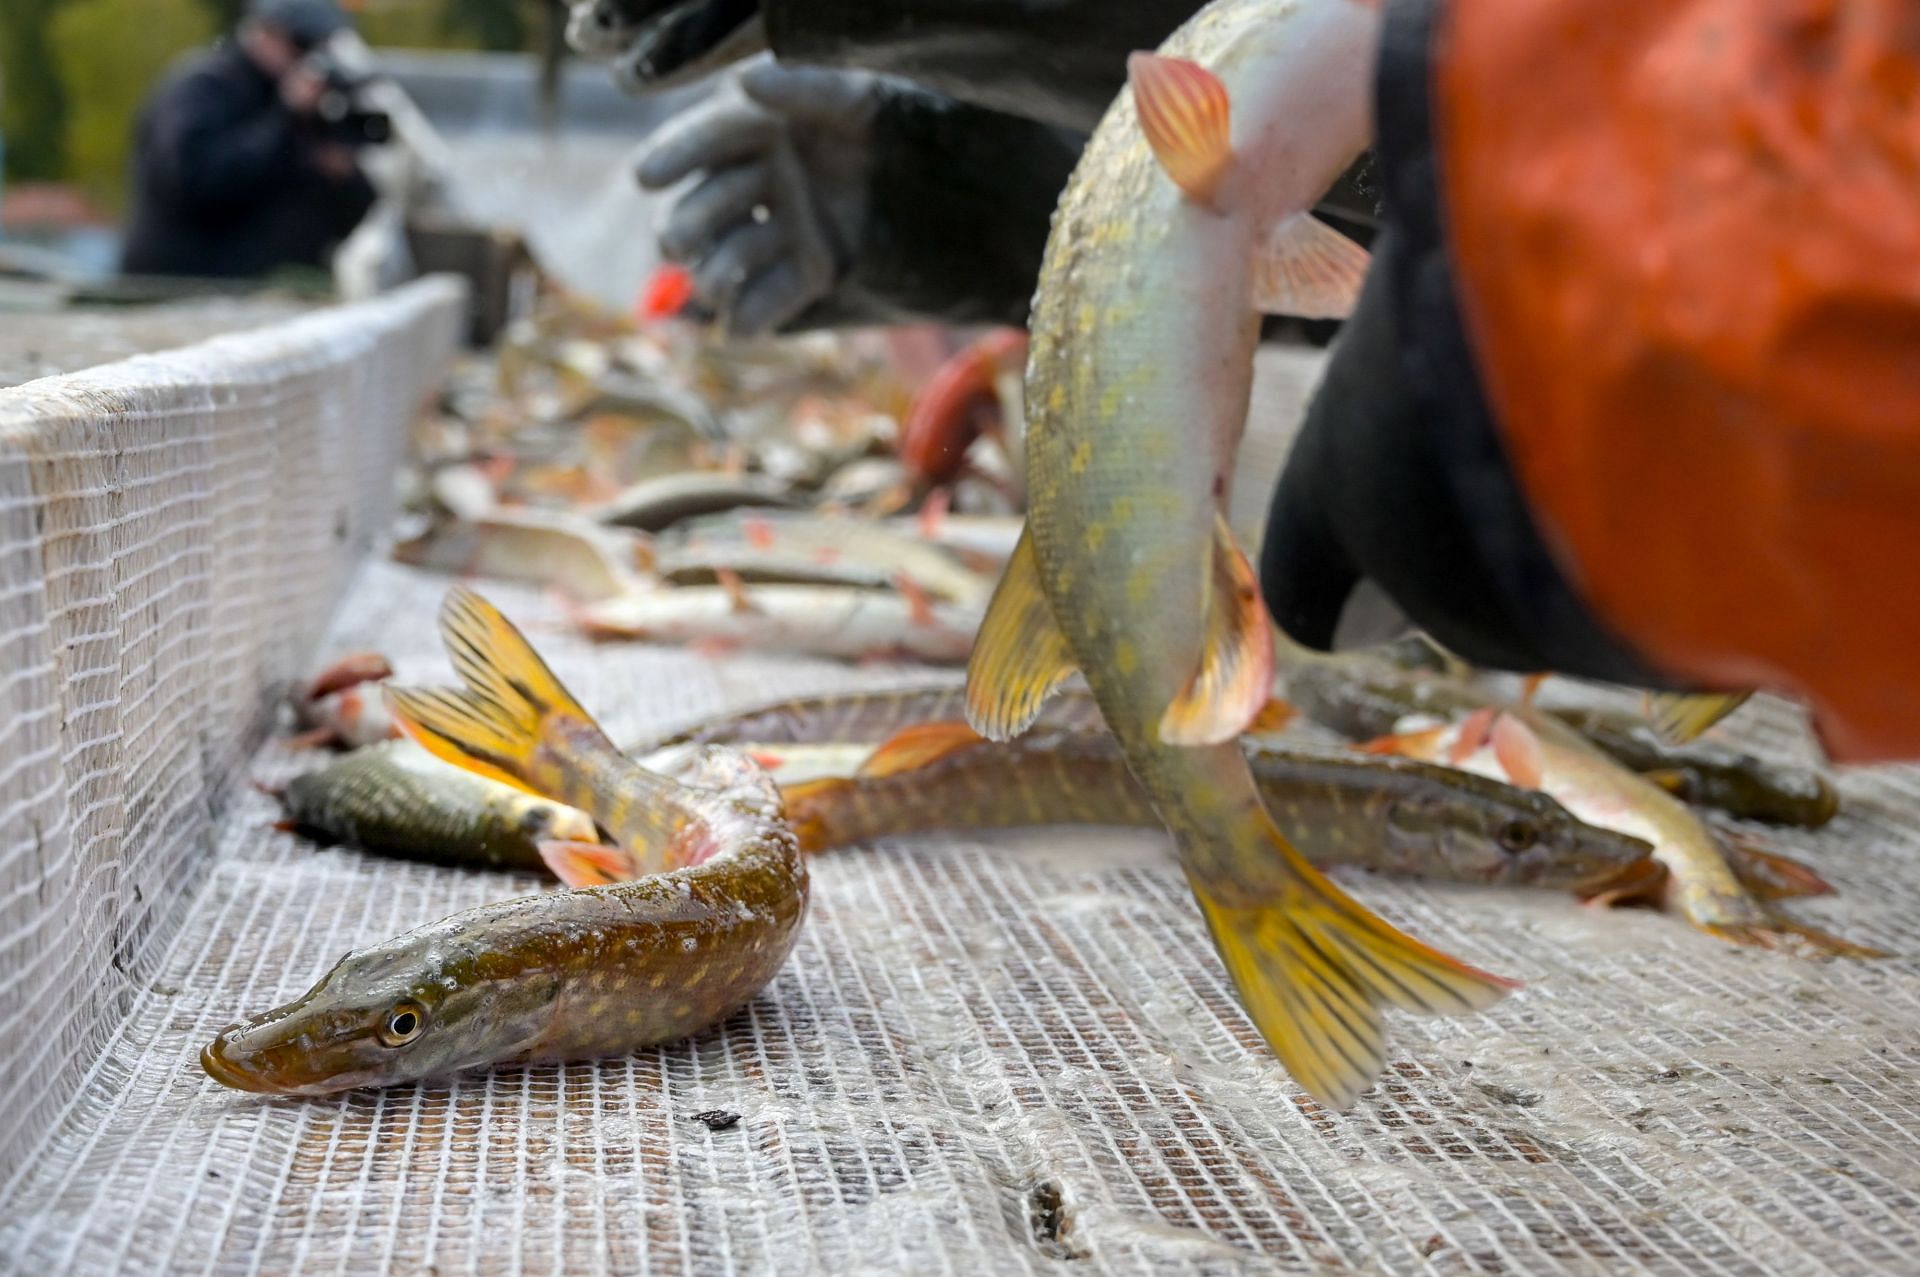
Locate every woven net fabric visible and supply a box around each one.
[2,339,1918,1276]
[0,278,466,1197]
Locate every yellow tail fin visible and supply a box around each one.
[1189,816,1518,1110]
[384,586,606,795]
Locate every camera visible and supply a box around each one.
[304,53,392,147]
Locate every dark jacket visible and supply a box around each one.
[120,44,377,279]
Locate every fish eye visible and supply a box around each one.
[1497,820,1540,854]
[378,1002,426,1046]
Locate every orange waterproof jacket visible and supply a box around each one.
[1437,0,1920,761]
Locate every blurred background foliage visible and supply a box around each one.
[1,0,547,211]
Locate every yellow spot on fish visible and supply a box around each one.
[1076,303,1097,335]
[1083,523,1109,554]
[1110,496,1135,524]
[1115,641,1138,675]
[1069,441,1094,475]
[1047,384,1067,414]
[1126,566,1155,607]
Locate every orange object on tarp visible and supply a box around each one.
[1437,0,1920,762]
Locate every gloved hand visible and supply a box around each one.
[636,57,882,338]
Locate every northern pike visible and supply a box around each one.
[964,0,1513,1109]
[655,515,994,606]
[1369,710,1879,958]
[590,471,798,532]
[270,740,600,873]
[701,728,1654,898]
[575,582,981,664]
[202,589,806,1094]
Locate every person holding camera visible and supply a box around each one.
[120,0,377,280]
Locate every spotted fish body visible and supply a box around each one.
[203,589,805,1095]
[968,0,1516,1109]
[773,727,1653,896]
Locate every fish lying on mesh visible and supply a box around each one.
[203,589,805,1095]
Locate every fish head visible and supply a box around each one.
[1385,785,1654,888]
[201,934,561,1095]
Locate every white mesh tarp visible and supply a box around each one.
[0,278,465,1190]
[2,334,1918,1275]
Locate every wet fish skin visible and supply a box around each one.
[1378,710,1879,959]
[275,740,599,874]
[1548,708,1839,830]
[1286,655,1840,829]
[774,726,1653,894]
[643,685,1102,751]
[968,0,1513,1109]
[576,583,981,664]
[203,589,805,1095]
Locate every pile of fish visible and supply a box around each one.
[205,0,1878,1112]
[396,286,1027,664]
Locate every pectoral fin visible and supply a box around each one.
[1128,52,1233,207]
[964,529,1077,741]
[1252,213,1371,320]
[860,720,985,777]
[1160,517,1274,746]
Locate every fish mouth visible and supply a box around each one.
[1573,855,1669,908]
[588,0,767,93]
[201,1030,281,1094]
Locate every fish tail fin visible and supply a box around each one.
[1188,814,1518,1110]
[1645,691,1751,744]
[385,586,612,797]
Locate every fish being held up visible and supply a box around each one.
[964,0,1514,1110]
[202,589,806,1095]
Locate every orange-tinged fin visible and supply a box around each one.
[1575,856,1669,908]
[1160,517,1274,746]
[384,586,604,797]
[1188,815,1517,1110]
[1246,698,1296,735]
[1127,52,1232,207]
[1720,838,1834,901]
[1360,725,1447,758]
[1518,672,1547,705]
[1251,213,1371,319]
[741,516,777,550]
[965,528,1077,741]
[917,486,951,540]
[860,720,984,778]
[715,567,755,614]
[538,838,637,887]
[1489,713,1545,789]
[303,651,393,702]
[894,572,940,628]
[1449,708,1497,765]
[1701,919,1887,961]
[1644,691,1751,744]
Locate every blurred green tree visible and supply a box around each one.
[49,0,213,211]
[1,0,73,181]
[443,0,530,52]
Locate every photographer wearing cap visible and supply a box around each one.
[120,0,378,280]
